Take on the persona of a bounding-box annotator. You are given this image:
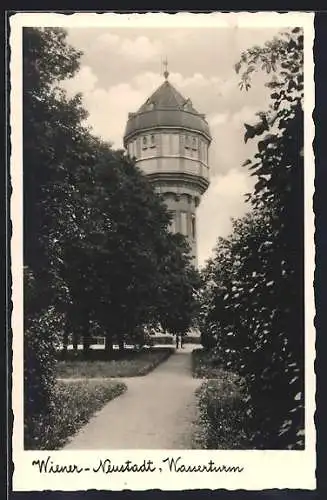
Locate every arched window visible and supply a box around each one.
[192,137,197,150]
[185,135,190,149]
[150,134,156,148]
[142,136,148,149]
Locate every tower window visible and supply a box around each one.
[180,212,188,236]
[150,134,156,148]
[191,214,196,239]
[185,135,190,149]
[142,136,148,149]
[168,211,176,233]
[192,137,197,150]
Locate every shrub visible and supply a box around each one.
[183,335,201,345]
[194,377,250,449]
[192,348,226,379]
[24,306,62,418]
[150,334,174,345]
[198,30,305,450]
[200,328,216,350]
[56,347,174,378]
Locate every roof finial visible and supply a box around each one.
[163,56,169,80]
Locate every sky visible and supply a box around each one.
[63,25,283,268]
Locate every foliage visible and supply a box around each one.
[192,348,230,379]
[157,237,202,336]
[56,347,174,378]
[147,335,175,346]
[23,27,200,447]
[200,28,304,449]
[193,377,250,450]
[25,380,126,450]
[23,27,87,312]
[24,266,62,419]
[23,27,199,358]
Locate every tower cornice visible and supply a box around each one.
[124,124,212,147]
[146,171,210,196]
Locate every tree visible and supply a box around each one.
[23,27,198,360]
[63,145,175,353]
[23,28,89,425]
[200,28,304,449]
[23,27,88,313]
[157,234,201,337]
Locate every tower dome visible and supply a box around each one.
[124,80,212,142]
[123,74,212,267]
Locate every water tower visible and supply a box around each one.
[123,63,211,267]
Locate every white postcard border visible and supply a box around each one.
[10,11,316,491]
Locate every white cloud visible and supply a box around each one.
[92,33,162,63]
[207,113,229,127]
[63,65,98,95]
[120,36,162,62]
[197,169,255,268]
[232,105,265,125]
[84,83,147,147]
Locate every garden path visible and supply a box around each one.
[63,344,202,449]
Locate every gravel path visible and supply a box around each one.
[63,345,202,449]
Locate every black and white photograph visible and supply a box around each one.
[10,11,315,491]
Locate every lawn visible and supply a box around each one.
[192,347,234,379]
[56,347,173,379]
[25,380,127,450]
[191,348,251,449]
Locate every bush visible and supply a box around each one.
[183,335,201,345]
[25,380,126,449]
[192,348,226,379]
[24,304,63,420]
[149,335,174,345]
[56,347,174,378]
[200,329,216,350]
[194,377,250,449]
[199,30,305,449]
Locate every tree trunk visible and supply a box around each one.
[72,330,78,351]
[82,311,91,358]
[83,335,92,358]
[104,334,113,359]
[62,321,69,354]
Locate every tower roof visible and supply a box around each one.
[138,80,198,113]
[124,79,212,143]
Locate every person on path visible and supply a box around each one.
[176,334,180,349]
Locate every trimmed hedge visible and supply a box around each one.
[148,335,174,346]
[56,347,174,378]
[149,334,201,345]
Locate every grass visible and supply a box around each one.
[56,347,173,378]
[191,347,233,379]
[191,348,251,449]
[25,380,127,450]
